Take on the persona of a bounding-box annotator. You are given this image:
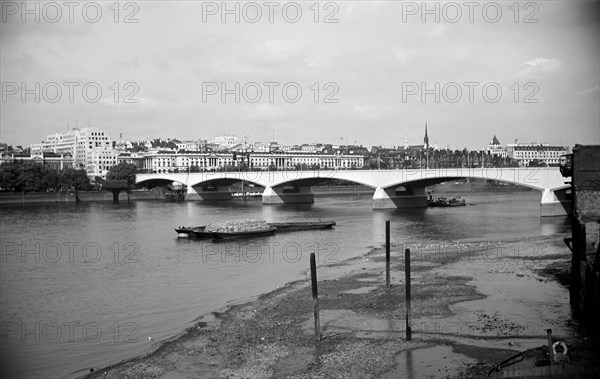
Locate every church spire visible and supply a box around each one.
[423,121,429,149]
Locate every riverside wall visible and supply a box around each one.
[0,190,164,205]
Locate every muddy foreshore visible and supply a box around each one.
[85,238,599,378]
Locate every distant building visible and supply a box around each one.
[278,144,301,152]
[506,140,567,166]
[31,127,117,178]
[247,142,270,152]
[486,135,507,158]
[117,152,145,170]
[0,139,9,152]
[300,144,320,153]
[140,151,366,173]
[0,151,74,170]
[210,135,240,150]
[402,123,437,152]
[86,148,119,178]
[176,140,203,152]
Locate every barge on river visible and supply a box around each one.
[175,220,336,239]
[427,196,466,207]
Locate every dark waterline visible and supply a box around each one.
[0,191,569,378]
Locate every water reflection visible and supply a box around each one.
[406,350,414,379]
[540,216,570,236]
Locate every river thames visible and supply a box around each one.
[0,189,569,378]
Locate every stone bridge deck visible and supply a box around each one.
[136,167,570,216]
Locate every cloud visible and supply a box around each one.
[250,103,286,120]
[575,85,600,95]
[100,97,157,109]
[260,39,304,63]
[117,58,140,69]
[392,48,414,66]
[517,58,564,78]
[352,105,389,119]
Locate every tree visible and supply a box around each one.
[93,176,105,190]
[528,159,547,167]
[0,161,22,191]
[61,168,91,190]
[0,161,91,192]
[106,162,137,187]
[42,170,62,191]
[18,161,46,191]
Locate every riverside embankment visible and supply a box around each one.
[0,185,372,205]
[84,235,599,378]
[0,182,527,205]
[0,189,165,204]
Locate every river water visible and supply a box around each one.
[0,190,569,378]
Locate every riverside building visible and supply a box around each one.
[30,127,117,179]
[139,151,366,173]
[505,141,567,166]
[486,135,507,158]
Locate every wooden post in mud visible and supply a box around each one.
[386,220,391,291]
[310,253,322,341]
[546,329,554,365]
[405,248,412,341]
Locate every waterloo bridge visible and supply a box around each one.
[136,167,571,217]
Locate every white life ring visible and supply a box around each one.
[552,341,568,355]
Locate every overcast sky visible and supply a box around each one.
[1,1,598,150]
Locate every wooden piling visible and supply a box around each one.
[385,220,391,291]
[546,329,554,365]
[310,253,321,341]
[405,248,412,341]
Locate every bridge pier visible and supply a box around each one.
[262,185,315,204]
[186,184,232,201]
[540,188,571,217]
[372,186,428,209]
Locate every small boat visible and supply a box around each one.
[174,226,204,234]
[267,220,336,231]
[164,190,185,201]
[175,226,215,239]
[427,196,466,207]
[210,226,277,240]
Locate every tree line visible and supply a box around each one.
[0,161,92,192]
[0,161,138,192]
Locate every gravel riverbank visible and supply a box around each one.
[85,237,599,378]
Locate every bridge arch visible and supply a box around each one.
[269,176,377,189]
[382,177,543,192]
[137,177,187,189]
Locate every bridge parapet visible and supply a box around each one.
[136,168,569,215]
[137,167,565,190]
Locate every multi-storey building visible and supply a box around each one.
[36,128,79,154]
[86,148,119,178]
[139,151,366,173]
[31,127,117,178]
[505,140,567,166]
